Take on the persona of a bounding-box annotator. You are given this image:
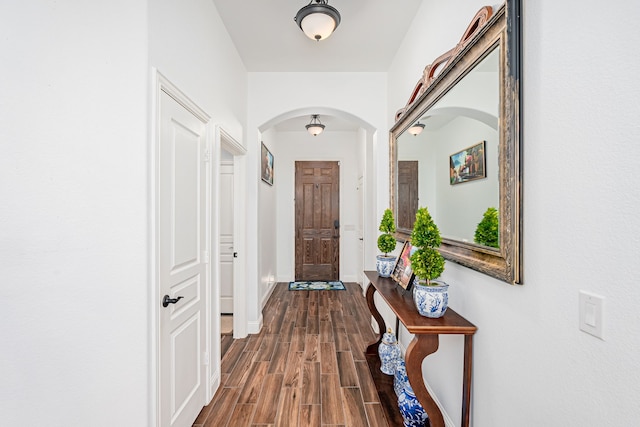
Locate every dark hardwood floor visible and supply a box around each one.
[193,282,390,427]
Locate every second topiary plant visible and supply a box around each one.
[409,207,445,284]
[409,206,448,318]
[376,209,398,277]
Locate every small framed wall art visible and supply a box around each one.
[261,142,274,185]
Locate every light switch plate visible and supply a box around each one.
[579,291,604,340]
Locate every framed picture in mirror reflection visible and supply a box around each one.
[450,140,486,185]
[392,241,415,291]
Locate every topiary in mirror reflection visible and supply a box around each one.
[474,207,499,248]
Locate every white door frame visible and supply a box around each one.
[357,175,364,287]
[216,127,247,339]
[150,70,213,426]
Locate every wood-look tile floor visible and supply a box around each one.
[193,282,390,427]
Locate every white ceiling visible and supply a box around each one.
[212,0,424,132]
[212,0,423,72]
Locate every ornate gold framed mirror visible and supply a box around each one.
[390,0,522,284]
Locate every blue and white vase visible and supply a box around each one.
[378,329,400,375]
[412,279,449,318]
[398,381,428,427]
[394,358,408,397]
[376,255,396,278]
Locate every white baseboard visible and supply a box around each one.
[261,281,277,308]
[208,369,220,403]
[276,276,362,284]
[248,314,263,335]
[242,282,276,336]
[342,274,358,283]
[423,379,456,427]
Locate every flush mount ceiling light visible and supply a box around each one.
[305,115,325,136]
[294,0,341,41]
[408,122,425,136]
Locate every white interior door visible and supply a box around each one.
[159,89,209,427]
[219,155,234,314]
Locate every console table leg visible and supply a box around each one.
[405,334,444,427]
[461,335,473,427]
[365,283,386,354]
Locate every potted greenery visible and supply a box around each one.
[376,209,398,277]
[409,207,448,318]
[474,207,499,248]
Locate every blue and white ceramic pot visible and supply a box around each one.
[376,255,396,278]
[378,329,401,375]
[394,358,408,397]
[398,381,428,427]
[412,279,449,318]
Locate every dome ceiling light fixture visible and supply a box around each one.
[408,122,425,136]
[294,0,341,41]
[305,114,325,136]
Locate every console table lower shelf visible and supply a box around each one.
[364,351,405,426]
[363,270,477,427]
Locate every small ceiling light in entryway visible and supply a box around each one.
[306,115,325,136]
[408,122,425,136]
[294,0,341,41]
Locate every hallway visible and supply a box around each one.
[194,282,389,427]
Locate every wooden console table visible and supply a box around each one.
[364,271,477,427]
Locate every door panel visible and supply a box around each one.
[172,131,199,269]
[159,90,208,427]
[170,312,201,417]
[295,161,339,281]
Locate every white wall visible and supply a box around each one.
[1,1,149,425]
[258,130,278,310]
[149,0,247,142]
[272,130,361,283]
[389,1,640,426]
[1,1,248,425]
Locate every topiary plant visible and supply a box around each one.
[410,207,445,284]
[377,208,397,256]
[474,207,499,248]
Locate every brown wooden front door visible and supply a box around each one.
[294,161,340,281]
[397,160,419,231]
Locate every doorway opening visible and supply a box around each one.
[216,127,247,344]
[219,147,234,341]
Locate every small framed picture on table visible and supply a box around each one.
[391,241,415,291]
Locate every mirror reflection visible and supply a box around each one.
[395,46,500,246]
